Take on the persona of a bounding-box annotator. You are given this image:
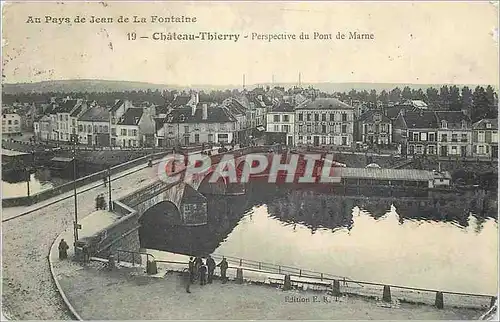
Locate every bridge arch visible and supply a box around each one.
[138,200,182,248]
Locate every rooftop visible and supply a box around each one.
[79,107,110,122]
[117,108,144,126]
[297,98,354,110]
[473,118,498,130]
[402,110,439,129]
[336,168,451,181]
[164,104,236,124]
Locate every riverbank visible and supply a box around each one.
[50,259,485,320]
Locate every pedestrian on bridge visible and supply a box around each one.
[206,255,216,284]
[58,239,69,259]
[217,257,229,283]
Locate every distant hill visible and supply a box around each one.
[1,79,495,95]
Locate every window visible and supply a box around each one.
[99,125,103,132]
[321,136,326,144]
[429,133,435,142]
[451,146,458,155]
[78,125,83,131]
[322,114,326,122]
[132,129,137,136]
[65,115,68,121]
[441,120,447,128]
[342,137,347,145]
[111,128,116,135]
[298,136,303,142]
[274,125,279,132]
[298,125,303,133]
[273,115,280,122]
[461,134,467,142]
[478,145,485,154]
[330,114,335,121]
[341,125,347,134]
[184,126,189,133]
[416,145,423,154]
[451,134,458,142]
[121,129,127,136]
[307,114,311,121]
[282,125,290,132]
[94,125,98,132]
[298,113,303,121]
[59,115,63,121]
[486,145,490,153]
[381,124,387,132]
[72,119,76,126]
[428,145,435,154]
[341,113,347,122]
[104,126,108,132]
[194,134,200,143]
[413,133,419,141]
[461,120,467,129]
[14,120,19,125]
[283,115,290,122]
[441,134,447,142]
[314,114,319,122]
[486,123,492,129]
[8,120,12,125]
[478,131,485,142]
[307,125,311,133]
[322,125,327,133]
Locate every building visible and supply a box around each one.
[222,98,248,143]
[472,118,498,158]
[357,110,392,145]
[116,107,155,147]
[77,107,111,146]
[294,97,355,147]
[109,99,134,146]
[435,111,472,157]
[394,110,439,156]
[266,102,295,145]
[2,111,22,135]
[50,98,87,142]
[34,115,52,141]
[157,103,237,147]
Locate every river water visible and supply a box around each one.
[1,169,69,198]
[139,183,498,295]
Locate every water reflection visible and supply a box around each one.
[1,169,57,198]
[141,182,498,294]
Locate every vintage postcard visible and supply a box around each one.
[1,1,499,320]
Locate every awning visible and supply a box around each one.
[256,126,265,131]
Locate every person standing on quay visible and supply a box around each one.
[199,261,207,286]
[217,257,229,284]
[206,255,216,284]
[58,239,69,259]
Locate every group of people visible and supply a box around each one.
[95,194,107,210]
[185,255,229,293]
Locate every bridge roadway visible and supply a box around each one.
[1,146,226,320]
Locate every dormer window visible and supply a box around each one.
[179,114,185,122]
[486,123,492,129]
[441,120,447,128]
[461,120,467,129]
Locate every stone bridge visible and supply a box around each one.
[76,146,270,263]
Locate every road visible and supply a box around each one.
[1,146,225,320]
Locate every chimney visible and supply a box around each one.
[202,103,208,120]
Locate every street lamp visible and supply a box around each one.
[107,166,112,210]
[71,136,80,249]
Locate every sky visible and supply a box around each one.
[2,1,499,86]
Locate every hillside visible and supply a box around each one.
[1,79,494,94]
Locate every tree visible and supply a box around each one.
[378,90,389,105]
[439,85,450,109]
[401,86,412,100]
[426,87,439,108]
[389,87,401,103]
[449,85,461,111]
